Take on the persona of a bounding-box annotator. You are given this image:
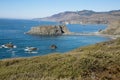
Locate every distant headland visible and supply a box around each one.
[33,10,120,24]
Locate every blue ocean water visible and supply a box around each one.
[0,19,110,59]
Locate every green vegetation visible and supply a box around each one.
[0,38,120,80]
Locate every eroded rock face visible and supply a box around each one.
[27,25,70,36]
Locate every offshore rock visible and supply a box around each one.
[27,25,70,36]
[1,42,16,48]
[50,44,57,49]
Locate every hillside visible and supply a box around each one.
[0,38,120,80]
[34,10,120,24]
[101,20,120,35]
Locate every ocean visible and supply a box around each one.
[0,19,110,59]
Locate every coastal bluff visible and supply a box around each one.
[101,20,120,35]
[27,25,70,36]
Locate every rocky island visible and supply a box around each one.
[27,25,70,36]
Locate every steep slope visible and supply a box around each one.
[34,10,120,24]
[0,38,120,80]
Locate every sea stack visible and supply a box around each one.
[27,25,70,36]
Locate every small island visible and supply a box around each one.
[27,25,70,36]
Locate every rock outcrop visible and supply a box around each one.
[27,25,70,36]
[50,44,57,49]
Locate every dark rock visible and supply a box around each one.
[98,29,102,32]
[2,42,16,48]
[5,44,14,48]
[50,44,57,49]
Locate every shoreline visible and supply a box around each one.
[63,32,120,39]
[1,32,119,60]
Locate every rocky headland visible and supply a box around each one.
[101,20,120,35]
[27,25,70,36]
[98,20,120,39]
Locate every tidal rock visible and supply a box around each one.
[27,25,70,36]
[1,42,16,48]
[50,44,57,49]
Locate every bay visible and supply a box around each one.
[0,19,110,59]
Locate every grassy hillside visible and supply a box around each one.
[0,38,120,80]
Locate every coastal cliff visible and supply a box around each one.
[27,25,70,36]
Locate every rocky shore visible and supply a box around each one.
[99,20,120,39]
[100,20,120,35]
[27,25,71,36]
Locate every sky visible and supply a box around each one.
[0,0,119,19]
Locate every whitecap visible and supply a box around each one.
[26,51,38,54]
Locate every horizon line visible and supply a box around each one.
[0,9,119,19]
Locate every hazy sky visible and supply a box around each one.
[0,0,119,19]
